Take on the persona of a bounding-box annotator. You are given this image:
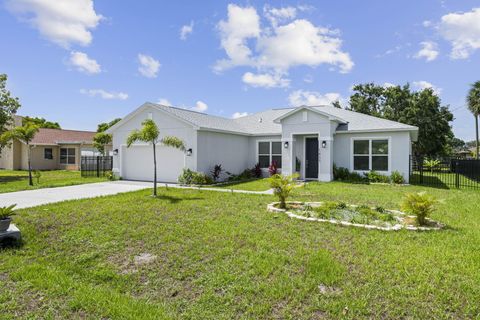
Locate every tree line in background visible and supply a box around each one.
[345,83,454,157]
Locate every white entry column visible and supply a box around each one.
[318,136,334,181]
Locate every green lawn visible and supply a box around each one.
[0,170,108,193]
[1,182,480,318]
[215,178,272,191]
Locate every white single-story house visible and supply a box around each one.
[107,102,418,183]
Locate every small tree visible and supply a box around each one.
[423,158,441,174]
[126,119,185,197]
[93,132,112,156]
[401,192,436,226]
[1,123,39,186]
[0,74,21,154]
[269,173,299,209]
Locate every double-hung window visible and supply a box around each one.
[353,139,389,171]
[258,141,282,168]
[60,148,76,164]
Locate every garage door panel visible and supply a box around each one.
[122,145,185,182]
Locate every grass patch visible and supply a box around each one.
[0,170,107,193]
[216,178,272,191]
[1,182,480,318]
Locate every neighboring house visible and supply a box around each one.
[0,116,109,171]
[107,102,419,183]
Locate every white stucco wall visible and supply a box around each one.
[111,106,197,176]
[333,131,412,182]
[196,130,250,176]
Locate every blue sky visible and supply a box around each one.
[0,1,479,141]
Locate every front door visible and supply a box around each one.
[305,138,319,179]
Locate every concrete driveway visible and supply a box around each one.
[0,181,152,209]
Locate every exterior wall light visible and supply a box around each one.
[322,141,327,148]
[113,149,119,155]
[284,141,289,149]
[186,148,193,156]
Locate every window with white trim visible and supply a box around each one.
[353,139,388,171]
[60,148,76,164]
[258,141,282,168]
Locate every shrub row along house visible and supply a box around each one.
[0,116,109,171]
[107,103,418,183]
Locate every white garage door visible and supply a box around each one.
[121,145,185,182]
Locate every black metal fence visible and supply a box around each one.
[410,156,480,189]
[81,156,113,177]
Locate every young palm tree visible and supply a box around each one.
[1,123,39,185]
[126,119,185,196]
[467,81,480,159]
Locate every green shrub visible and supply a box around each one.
[33,170,41,184]
[390,170,405,184]
[336,202,347,209]
[364,171,390,183]
[333,164,350,181]
[227,168,254,182]
[105,171,116,181]
[401,192,436,226]
[333,165,367,183]
[178,168,213,185]
[269,173,299,209]
[0,204,16,220]
[423,158,441,174]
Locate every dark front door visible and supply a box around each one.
[305,138,319,179]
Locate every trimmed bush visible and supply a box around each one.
[364,171,390,183]
[390,170,405,184]
[178,168,213,185]
[333,164,350,181]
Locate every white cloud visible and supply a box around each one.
[288,90,343,107]
[69,51,101,74]
[414,41,439,61]
[412,81,442,95]
[423,20,433,27]
[439,8,480,59]
[191,101,208,112]
[137,54,161,78]
[215,4,261,72]
[215,4,353,87]
[232,112,249,119]
[80,89,128,100]
[180,21,194,40]
[264,5,297,26]
[6,0,103,48]
[242,72,289,88]
[157,98,172,106]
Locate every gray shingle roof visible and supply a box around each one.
[149,103,418,135]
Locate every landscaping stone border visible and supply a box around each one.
[267,201,443,231]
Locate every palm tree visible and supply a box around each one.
[467,81,480,159]
[126,119,185,196]
[1,123,39,185]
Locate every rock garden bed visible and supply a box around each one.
[267,201,443,231]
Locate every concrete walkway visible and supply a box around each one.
[0,180,273,209]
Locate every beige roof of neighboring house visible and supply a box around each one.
[31,128,96,145]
